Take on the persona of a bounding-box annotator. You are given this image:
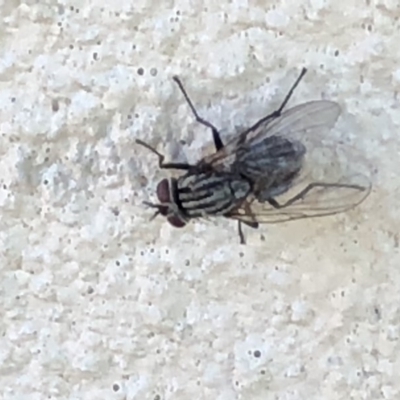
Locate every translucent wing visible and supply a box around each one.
[200,101,341,171]
[200,100,371,222]
[229,173,371,224]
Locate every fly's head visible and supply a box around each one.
[144,178,187,228]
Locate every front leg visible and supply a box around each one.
[136,139,196,170]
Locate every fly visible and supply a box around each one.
[136,68,371,244]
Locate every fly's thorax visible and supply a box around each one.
[176,171,252,218]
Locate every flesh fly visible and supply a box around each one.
[136,68,371,244]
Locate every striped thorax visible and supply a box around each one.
[149,171,252,228]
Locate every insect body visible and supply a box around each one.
[229,131,307,200]
[137,68,371,243]
[151,171,252,228]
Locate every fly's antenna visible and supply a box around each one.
[143,201,163,220]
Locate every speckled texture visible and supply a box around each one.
[0,0,399,399]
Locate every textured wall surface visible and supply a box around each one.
[1,0,399,399]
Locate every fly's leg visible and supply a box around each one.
[237,220,259,244]
[244,68,308,134]
[230,201,259,244]
[238,221,245,245]
[272,67,307,115]
[173,76,224,151]
[267,182,365,209]
[136,139,195,170]
[173,69,307,151]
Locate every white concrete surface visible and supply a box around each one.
[0,0,399,399]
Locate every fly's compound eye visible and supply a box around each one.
[156,178,171,203]
[167,215,186,228]
[150,178,186,227]
[154,178,171,216]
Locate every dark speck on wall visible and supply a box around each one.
[112,383,120,391]
[254,350,261,358]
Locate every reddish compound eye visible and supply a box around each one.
[156,179,171,203]
[167,215,186,228]
[155,178,186,227]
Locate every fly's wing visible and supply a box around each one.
[200,101,342,172]
[229,173,371,224]
[203,100,372,222]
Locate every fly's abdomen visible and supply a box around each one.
[177,172,251,218]
[233,135,306,200]
[237,135,306,178]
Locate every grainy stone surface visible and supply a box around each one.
[0,1,399,399]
